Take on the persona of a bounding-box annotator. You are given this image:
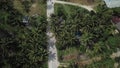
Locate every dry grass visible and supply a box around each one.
[78,57,102,66]
[29,0,46,16]
[68,0,94,5]
[63,53,78,62]
[13,0,46,16]
[13,0,26,14]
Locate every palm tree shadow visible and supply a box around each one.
[48,40,55,49]
[48,52,56,61]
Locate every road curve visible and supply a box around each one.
[55,1,94,11]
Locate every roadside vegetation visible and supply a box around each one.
[0,0,48,68]
[51,3,120,68]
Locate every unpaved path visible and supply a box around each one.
[55,0,94,11]
[47,0,59,68]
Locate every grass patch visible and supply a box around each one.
[58,47,79,62]
[13,0,27,15]
[29,0,46,16]
[84,58,115,68]
[59,0,103,7]
[13,0,46,16]
[54,3,89,17]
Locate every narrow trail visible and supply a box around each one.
[47,0,59,68]
[55,0,94,11]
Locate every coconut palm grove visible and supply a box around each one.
[0,0,120,68]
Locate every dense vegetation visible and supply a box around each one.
[0,0,48,68]
[51,4,120,67]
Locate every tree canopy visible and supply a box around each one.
[0,0,48,68]
[51,4,120,62]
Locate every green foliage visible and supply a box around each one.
[95,4,108,12]
[106,36,120,49]
[115,57,120,63]
[112,7,120,16]
[39,0,47,4]
[21,0,32,12]
[51,4,120,63]
[68,62,79,68]
[0,0,48,68]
